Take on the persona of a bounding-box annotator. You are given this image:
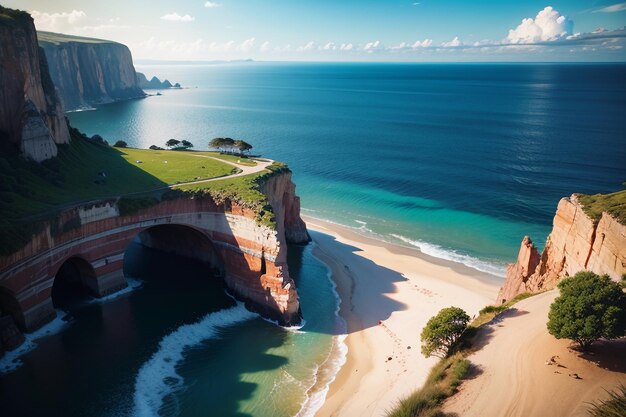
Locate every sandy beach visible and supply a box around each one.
[442,290,626,417]
[304,216,502,417]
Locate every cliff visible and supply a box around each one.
[498,192,626,303]
[38,31,145,111]
[136,72,180,89]
[0,7,70,161]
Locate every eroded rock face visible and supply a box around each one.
[0,9,70,160]
[39,32,146,111]
[498,195,626,303]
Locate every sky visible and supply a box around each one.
[4,0,626,61]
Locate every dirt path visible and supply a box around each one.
[443,290,626,417]
[171,155,273,187]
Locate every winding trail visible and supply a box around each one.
[172,155,273,187]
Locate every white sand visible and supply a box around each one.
[304,216,501,417]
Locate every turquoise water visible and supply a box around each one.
[0,242,342,417]
[69,63,626,274]
[2,63,624,417]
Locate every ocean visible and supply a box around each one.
[1,63,624,416]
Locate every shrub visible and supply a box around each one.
[548,271,626,350]
[421,307,470,358]
[587,384,626,417]
[149,145,163,150]
[113,140,127,148]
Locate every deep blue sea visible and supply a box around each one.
[70,62,626,274]
[1,63,624,417]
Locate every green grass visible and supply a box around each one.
[469,292,533,328]
[587,384,626,417]
[117,148,236,184]
[386,293,536,417]
[185,150,257,166]
[577,190,626,226]
[175,162,289,227]
[0,127,279,255]
[37,30,116,45]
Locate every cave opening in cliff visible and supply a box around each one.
[124,224,225,285]
[52,256,98,309]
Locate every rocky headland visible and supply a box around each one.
[498,191,626,303]
[37,31,146,111]
[0,6,69,162]
[136,72,181,89]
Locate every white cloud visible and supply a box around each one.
[340,43,354,51]
[594,2,626,13]
[204,1,222,8]
[260,41,271,52]
[506,6,572,44]
[160,13,195,22]
[412,39,432,48]
[31,10,87,31]
[297,41,316,52]
[323,42,337,50]
[239,38,256,52]
[363,40,381,51]
[441,36,461,47]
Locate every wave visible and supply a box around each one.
[0,311,70,374]
[133,303,257,417]
[390,234,506,277]
[90,277,144,304]
[296,249,348,417]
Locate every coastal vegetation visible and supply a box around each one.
[547,271,626,350]
[388,294,535,417]
[420,307,470,358]
[0,126,284,254]
[577,189,626,225]
[209,137,253,156]
[587,384,626,417]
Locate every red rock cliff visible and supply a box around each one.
[497,195,626,303]
[0,7,69,161]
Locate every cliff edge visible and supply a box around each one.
[498,192,626,303]
[0,7,70,161]
[38,31,145,111]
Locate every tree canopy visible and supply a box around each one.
[181,140,194,149]
[547,271,626,350]
[166,138,180,148]
[209,137,251,155]
[420,306,470,358]
[113,140,127,148]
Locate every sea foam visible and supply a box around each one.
[133,303,257,417]
[0,311,70,374]
[391,234,506,277]
[296,250,348,417]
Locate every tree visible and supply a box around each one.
[234,140,252,155]
[166,138,180,148]
[181,140,194,149]
[548,271,626,350]
[209,137,225,150]
[149,145,163,150]
[113,140,127,148]
[421,307,470,358]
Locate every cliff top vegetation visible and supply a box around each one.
[577,189,626,225]
[0,126,286,254]
[37,30,118,46]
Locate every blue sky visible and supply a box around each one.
[5,0,626,61]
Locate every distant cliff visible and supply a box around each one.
[38,31,145,111]
[498,192,626,303]
[0,7,70,161]
[136,72,180,89]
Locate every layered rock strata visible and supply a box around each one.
[38,31,145,111]
[0,8,70,161]
[498,195,626,303]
